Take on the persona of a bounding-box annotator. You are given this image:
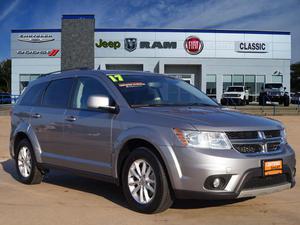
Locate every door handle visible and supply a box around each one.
[65,116,77,122]
[31,113,41,119]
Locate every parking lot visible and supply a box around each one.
[0,114,299,225]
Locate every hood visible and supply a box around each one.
[134,106,283,132]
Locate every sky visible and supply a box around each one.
[1,0,300,63]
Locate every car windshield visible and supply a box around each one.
[107,74,218,107]
[227,87,243,92]
[265,83,283,89]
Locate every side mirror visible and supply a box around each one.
[87,95,119,113]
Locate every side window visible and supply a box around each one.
[20,82,48,106]
[72,77,110,109]
[42,78,74,108]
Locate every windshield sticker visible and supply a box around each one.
[107,74,124,82]
[118,82,146,88]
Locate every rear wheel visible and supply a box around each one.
[283,96,290,107]
[121,147,173,213]
[15,139,43,184]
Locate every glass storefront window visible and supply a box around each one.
[232,74,244,86]
[272,75,283,83]
[223,75,232,91]
[206,74,216,98]
[245,75,255,95]
[256,75,265,95]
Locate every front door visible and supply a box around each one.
[63,76,115,176]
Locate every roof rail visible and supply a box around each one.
[38,67,90,78]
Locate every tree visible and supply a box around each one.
[0,59,11,93]
[291,62,300,92]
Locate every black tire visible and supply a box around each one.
[121,147,173,213]
[241,98,246,106]
[15,138,43,184]
[283,96,290,107]
[220,98,226,105]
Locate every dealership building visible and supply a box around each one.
[11,15,291,102]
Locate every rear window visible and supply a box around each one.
[20,82,48,106]
[42,78,74,108]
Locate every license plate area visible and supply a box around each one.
[262,159,283,176]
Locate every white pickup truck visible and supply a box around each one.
[221,86,249,106]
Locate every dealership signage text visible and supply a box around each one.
[17,34,55,43]
[235,42,269,53]
[95,38,177,51]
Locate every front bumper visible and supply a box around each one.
[162,144,296,200]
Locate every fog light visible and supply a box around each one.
[213,178,221,188]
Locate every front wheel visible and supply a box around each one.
[121,147,173,213]
[15,139,43,184]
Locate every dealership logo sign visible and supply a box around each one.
[140,41,177,49]
[95,39,121,49]
[124,38,137,52]
[16,49,60,56]
[184,36,204,55]
[17,34,55,43]
[235,42,269,53]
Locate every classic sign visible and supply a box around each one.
[184,36,204,55]
[235,42,269,53]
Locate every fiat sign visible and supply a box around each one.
[184,36,203,55]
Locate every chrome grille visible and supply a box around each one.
[226,130,283,154]
[233,144,263,153]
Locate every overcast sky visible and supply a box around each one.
[1,0,300,63]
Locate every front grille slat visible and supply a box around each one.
[226,131,258,140]
[226,130,282,154]
[264,130,281,138]
[233,144,262,153]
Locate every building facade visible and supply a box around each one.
[11,15,291,102]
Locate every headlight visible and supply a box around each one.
[173,128,232,150]
[281,129,287,144]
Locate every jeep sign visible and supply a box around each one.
[95,39,121,49]
[184,36,203,55]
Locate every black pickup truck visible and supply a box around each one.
[259,83,289,106]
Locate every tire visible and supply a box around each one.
[241,98,246,106]
[283,96,290,107]
[15,138,43,184]
[220,98,226,105]
[121,147,173,213]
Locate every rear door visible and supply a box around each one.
[63,76,115,175]
[33,78,75,165]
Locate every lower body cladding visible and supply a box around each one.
[160,144,296,200]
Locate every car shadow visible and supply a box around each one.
[1,159,254,210]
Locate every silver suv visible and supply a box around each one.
[10,70,296,213]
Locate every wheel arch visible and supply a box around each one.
[11,124,43,163]
[115,138,175,192]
